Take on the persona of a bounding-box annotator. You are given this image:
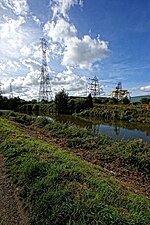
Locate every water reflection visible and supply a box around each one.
[29,112,150,143]
[114,126,120,135]
[92,123,150,143]
[50,115,150,143]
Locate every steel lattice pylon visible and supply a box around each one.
[9,83,13,98]
[88,75,103,97]
[38,38,52,101]
[0,81,3,96]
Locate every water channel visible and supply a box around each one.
[47,114,150,144]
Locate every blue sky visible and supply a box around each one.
[0,0,150,100]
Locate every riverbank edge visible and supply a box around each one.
[0,117,150,225]
[1,111,150,181]
[73,104,150,124]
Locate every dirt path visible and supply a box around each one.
[0,155,28,225]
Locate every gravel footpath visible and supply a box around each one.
[0,154,27,225]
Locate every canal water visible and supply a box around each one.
[47,114,150,143]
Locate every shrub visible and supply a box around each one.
[35,117,50,128]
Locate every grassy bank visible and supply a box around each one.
[0,117,150,225]
[1,111,150,181]
[36,118,150,179]
[75,104,150,123]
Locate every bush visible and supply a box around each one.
[35,117,50,128]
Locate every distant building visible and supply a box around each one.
[111,82,130,100]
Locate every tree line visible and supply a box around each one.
[0,90,149,115]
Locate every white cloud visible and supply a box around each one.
[44,1,109,70]
[50,0,83,19]
[140,85,150,92]
[20,46,32,57]
[49,43,63,56]
[33,44,42,60]
[0,0,29,16]
[23,70,40,86]
[0,16,25,40]
[32,15,41,25]
[44,18,77,45]
[0,59,20,72]
[51,68,87,96]
[20,89,39,100]
[62,35,109,69]
[0,16,26,58]
[22,58,41,71]
[44,18,109,69]
[1,70,40,99]
[1,68,87,100]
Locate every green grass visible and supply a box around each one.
[0,117,150,225]
[34,116,150,179]
[1,111,150,179]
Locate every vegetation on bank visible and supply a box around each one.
[75,104,150,123]
[0,116,150,225]
[31,115,150,180]
[1,111,150,181]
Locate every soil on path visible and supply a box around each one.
[0,154,28,225]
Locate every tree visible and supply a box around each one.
[68,99,75,114]
[109,97,118,104]
[122,96,130,105]
[55,89,69,114]
[86,94,93,108]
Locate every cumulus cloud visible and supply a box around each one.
[44,18,77,45]
[32,44,44,60]
[0,16,26,58]
[1,70,40,99]
[23,71,40,86]
[50,0,83,19]
[51,68,87,96]
[20,46,32,57]
[32,15,41,25]
[1,68,87,99]
[0,59,20,72]
[0,0,29,16]
[44,0,109,69]
[22,58,41,71]
[0,16,25,40]
[140,85,150,92]
[62,35,109,69]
